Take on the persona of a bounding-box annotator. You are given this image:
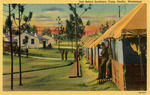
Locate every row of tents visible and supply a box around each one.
[81,3,147,90]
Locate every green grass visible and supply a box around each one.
[3,41,120,91]
[3,53,73,74]
[3,56,120,91]
[28,48,74,58]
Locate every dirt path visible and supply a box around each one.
[4,52,74,60]
[28,55,74,60]
[52,46,76,49]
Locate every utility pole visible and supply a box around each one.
[118,6,121,18]
[9,4,14,90]
[18,4,22,86]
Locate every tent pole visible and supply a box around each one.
[138,35,144,81]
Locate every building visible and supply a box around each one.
[3,33,17,51]
[14,32,48,49]
[42,35,55,44]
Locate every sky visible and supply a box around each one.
[3,4,137,35]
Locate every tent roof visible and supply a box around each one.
[84,34,102,48]
[81,35,87,42]
[83,36,94,47]
[82,36,91,45]
[88,3,146,48]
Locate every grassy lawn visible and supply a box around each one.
[3,41,120,91]
[3,53,73,74]
[28,48,74,58]
[3,55,120,91]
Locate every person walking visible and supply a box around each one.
[65,50,68,60]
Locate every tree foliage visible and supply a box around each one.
[30,25,38,33]
[67,4,91,39]
[3,25,8,33]
[66,14,75,41]
[42,28,51,36]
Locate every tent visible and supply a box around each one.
[86,3,147,90]
[88,3,146,48]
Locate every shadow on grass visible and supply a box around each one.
[3,62,74,75]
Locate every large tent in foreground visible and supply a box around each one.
[89,3,146,48]
[82,3,147,90]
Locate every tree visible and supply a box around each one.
[18,12,32,32]
[42,28,51,36]
[4,4,16,90]
[101,21,109,34]
[24,35,29,48]
[30,25,38,33]
[68,4,91,77]
[66,14,75,52]
[54,16,65,50]
[12,4,32,86]
[3,25,8,33]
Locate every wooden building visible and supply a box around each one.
[3,33,17,52]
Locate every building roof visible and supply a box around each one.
[3,33,17,43]
[26,33,48,40]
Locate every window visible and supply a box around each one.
[31,39,34,44]
[23,39,26,44]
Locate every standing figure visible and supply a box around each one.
[61,49,64,60]
[15,46,19,56]
[25,48,28,58]
[98,42,108,79]
[105,40,112,79]
[65,50,68,60]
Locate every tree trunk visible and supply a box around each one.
[18,4,22,86]
[9,4,13,90]
[75,9,79,77]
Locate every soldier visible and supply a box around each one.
[25,48,29,58]
[98,42,108,80]
[15,46,19,56]
[61,49,64,60]
[64,50,68,60]
[105,40,112,79]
